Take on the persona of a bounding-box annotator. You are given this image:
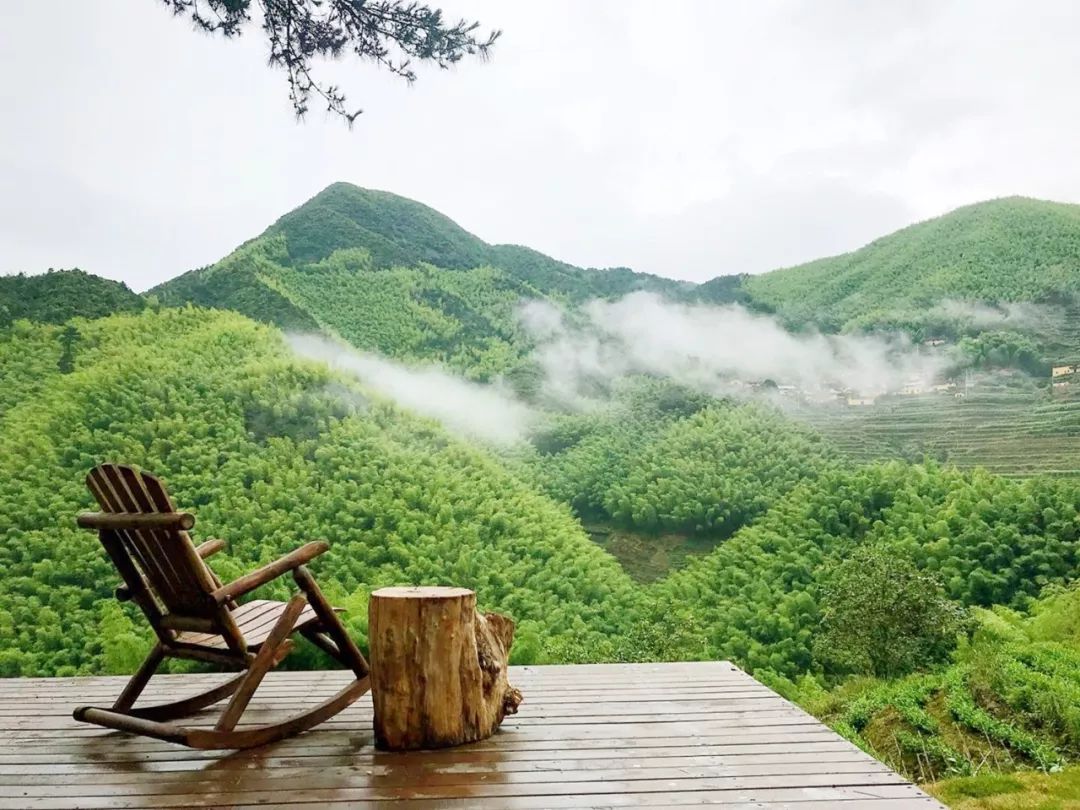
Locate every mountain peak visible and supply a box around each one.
[265,182,491,269]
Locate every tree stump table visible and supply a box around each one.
[367,586,523,750]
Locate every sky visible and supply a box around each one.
[2,0,1079,291]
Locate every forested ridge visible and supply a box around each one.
[5,185,1080,802]
[0,268,144,326]
[745,196,1080,334]
[148,187,1080,390]
[150,183,696,378]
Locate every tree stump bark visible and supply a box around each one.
[368,586,523,751]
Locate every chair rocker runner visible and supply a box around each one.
[73,463,370,749]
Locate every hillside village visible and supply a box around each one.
[754,347,1080,409]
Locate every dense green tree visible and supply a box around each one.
[650,461,1079,678]
[0,269,143,326]
[746,197,1080,333]
[0,307,639,675]
[793,584,1080,783]
[56,324,79,374]
[813,545,969,678]
[151,184,693,361]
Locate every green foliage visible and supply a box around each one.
[650,461,1080,678]
[746,196,1080,332]
[152,236,321,332]
[271,184,492,268]
[518,379,716,517]
[518,380,833,542]
[0,307,639,676]
[930,765,1080,809]
[542,599,707,664]
[956,330,1046,375]
[152,184,690,359]
[603,404,835,535]
[801,382,1080,479]
[943,667,1063,770]
[0,269,144,326]
[1026,585,1080,643]
[814,545,969,678]
[934,773,1025,801]
[278,260,536,379]
[56,324,79,374]
[799,585,1080,785]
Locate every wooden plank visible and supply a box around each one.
[0,695,789,719]
[0,662,941,809]
[2,776,916,809]
[0,686,780,706]
[0,667,751,690]
[0,698,804,722]
[0,722,840,744]
[76,512,196,531]
[0,682,779,703]
[0,748,876,776]
[0,760,900,792]
[0,731,853,759]
[245,799,937,810]
[244,791,938,810]
[122,465,212,611]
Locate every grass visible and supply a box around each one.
[927,765,1080,809]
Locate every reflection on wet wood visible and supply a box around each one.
[0,661,942,808]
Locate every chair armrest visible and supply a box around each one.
[195,538,227,559]
[77,511,195,531]
[211,542,329,604]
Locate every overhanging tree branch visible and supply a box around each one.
[162,0,500,123]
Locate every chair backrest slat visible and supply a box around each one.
[86,464,218,618]
[86,466,177,609]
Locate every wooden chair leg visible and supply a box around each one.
[214,595,307,733]
[299,627,344,661]
[113,643,165,712]
[294,566,369,678]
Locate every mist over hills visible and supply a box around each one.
[146,185,1080,353]
[4,184,1080,795]
[14,184,1080,357]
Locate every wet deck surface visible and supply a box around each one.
[0,661,943,808]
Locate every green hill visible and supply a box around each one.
[744,196,1080,333]
[150,189,1080,386]
[264,183,692,301]
[0,307,640,677]
[0,269,144,326]
[150,184,694,380]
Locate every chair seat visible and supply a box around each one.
[176,599,320,650]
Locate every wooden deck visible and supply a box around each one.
[0,662,942,809]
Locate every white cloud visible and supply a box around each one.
[288,333,536,445]
[524,293,948,403]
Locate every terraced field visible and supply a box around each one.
[1041,299,1080,362]
[801,384,1080,478]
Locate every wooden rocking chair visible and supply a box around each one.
[73,463,370,749]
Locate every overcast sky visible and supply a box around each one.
[2,0,1079,291]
